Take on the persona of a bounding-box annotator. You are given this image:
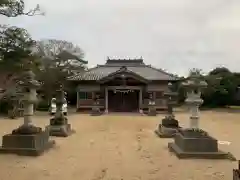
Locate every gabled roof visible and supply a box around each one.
[99,66,149,83]
[70,58,178,81]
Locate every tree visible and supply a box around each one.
[0,0,43,17]
[0,26,39,116]
[0,0,43,116]
[0,26,39,73]
[202,67,238,107]
[0,0,43,73]
[33,39,87,102]
[175,76,186,104]
[209,67,231,76]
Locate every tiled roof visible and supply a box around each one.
[70,59,177,81]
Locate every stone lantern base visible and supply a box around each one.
[168,128,234,160]
[148,106,157,116]
[233,161,240,180]
[155,116,181,138]
[46,117,75,137]
[0,126,55,156]
[90,106,102,116]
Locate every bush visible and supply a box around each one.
[36,100,49,111]
[0,100,10,114]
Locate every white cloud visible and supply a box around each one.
[2,0,240,76]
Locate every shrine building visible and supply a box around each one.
[70,58,178,113]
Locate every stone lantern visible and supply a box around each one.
[47,85,74,137]
[0,69,55,156]
[148,92,157,116]
[15,70,40,132]
[155,82,180,138]
[168,72,232,160]
[91,93,102,116]
[181,73,207,129]
[164,82,178,118]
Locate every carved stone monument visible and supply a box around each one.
[148,93,157,116]
[168,72,231,159]
[155,82,180,138]
[0,69,55,156]
[46,85,74,137]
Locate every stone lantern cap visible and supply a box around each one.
[164,82,178,98]
[182,80,207,88]
[181,74,207,89]
[19,70,40,88]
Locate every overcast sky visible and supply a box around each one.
[2,0,240,76]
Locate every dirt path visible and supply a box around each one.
[0,111,239,180]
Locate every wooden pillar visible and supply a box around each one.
[139,88,142,111]
[105,87,108,113]
[92,92,95,105]
[76,91,79,109]
[153,91,156,101]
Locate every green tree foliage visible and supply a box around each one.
[209,67,231,76]
[0,0,43,73]
[203,67,239,107]
[178,67,240,107]
[0,26,38,73]
[173,77,185,104]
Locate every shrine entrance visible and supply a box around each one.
[108,89,139,112]
[100,67,148,113]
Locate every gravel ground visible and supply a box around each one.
[0,111,239,180]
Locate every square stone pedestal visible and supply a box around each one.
[155,124,180,138]
[148,107,157,116]
[233,169,240,180]
[46,124,75,137]
[0,131,55,156]
[168,129,231,159]
[155,117,180,138]
[91,107,102,116]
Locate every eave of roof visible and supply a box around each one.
[69,63,178,81]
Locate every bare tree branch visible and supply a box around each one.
[0,0,44,17]
[33,39,87,100]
